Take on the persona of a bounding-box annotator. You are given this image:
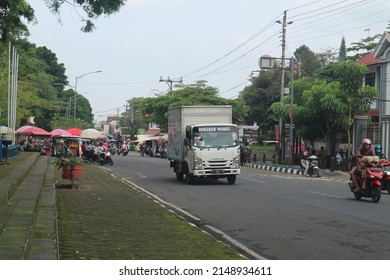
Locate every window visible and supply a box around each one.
[365,72,375,86]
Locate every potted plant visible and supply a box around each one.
[55,154,84,186]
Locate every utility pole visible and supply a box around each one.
[276,10,292,164]
[159,76,182,91]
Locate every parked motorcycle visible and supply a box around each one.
[380,160,390,194]
[301,155,320,177]
[99,151,114,165]
[348,157,382,203]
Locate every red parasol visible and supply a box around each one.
[17,126,51,136]
[16,125,33,133]
[66,128,82,136]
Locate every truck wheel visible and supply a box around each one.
[227,175,236,184]
[186,173,195,184]
[176,172,184,181]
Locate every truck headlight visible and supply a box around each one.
[232,154,240,169]
[194,155,203,170]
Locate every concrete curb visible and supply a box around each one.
[249,162,303,175]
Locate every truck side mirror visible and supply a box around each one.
[186,126,191,139]
[184,138,189,146]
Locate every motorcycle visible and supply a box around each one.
[109,147,117,155]
[380,160,390,194]
[348,157,382,203]
[121,144,129,156]
[82,150,99,163]
[301,155,320,177]
[160,146,167,159]
[99,151,114,165]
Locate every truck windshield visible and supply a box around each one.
[193,126,239,148]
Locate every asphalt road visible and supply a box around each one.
[105,152,390,260]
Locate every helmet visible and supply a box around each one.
[361,138,372,146]
[375,145,382,154]
[307,145,313,150]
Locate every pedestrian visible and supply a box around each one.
[240,145,246,166]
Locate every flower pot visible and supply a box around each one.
[44,148,51,156]
[70,146,78,154]
[62,164,83,180]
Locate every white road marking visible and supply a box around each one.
[307,191,343,199]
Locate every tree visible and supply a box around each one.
[0,0,35,42]
[295,79,345,153]
[338,36,347,61]
[0,39,93,130]
[240,68,281,137]
[294,45,322,76]
[270,61,378,158]
[43,0,126,32]
[334,62,378,154]
[121,81,242,133]
[346,34,381,61]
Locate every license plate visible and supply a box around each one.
[212,169,224,174]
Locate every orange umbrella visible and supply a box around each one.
[66,128,82,136]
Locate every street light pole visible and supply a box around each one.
[74,70,102,118]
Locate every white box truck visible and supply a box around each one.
[168,105,241,184]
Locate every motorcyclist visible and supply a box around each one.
[301,145,313,177]
[350,138,375,192]
[56,140,69,157]
[83,141,95,161]
[96,142,106,161]
[374,144,386,160]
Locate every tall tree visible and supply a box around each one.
[338,36,347,61]
[334,62,378,154]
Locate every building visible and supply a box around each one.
[374,31,390,159]
[356,31,390,159]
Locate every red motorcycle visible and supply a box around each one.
[348,157,383,203]
[381,160,390,194]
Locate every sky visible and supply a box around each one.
[26,0,390,122]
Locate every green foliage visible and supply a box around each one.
[0,0,35,42]
[43,0,126,32]
[346,34,381,61]
[240,69,281,133]
[0,39,93,130]
[55,154,83,170]
[124,81,237,132]
[339,36,347,61]
[294,45,322,76]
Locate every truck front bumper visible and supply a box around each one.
[193,168,240,177]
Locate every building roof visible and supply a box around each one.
[142,129,161,136]
[367,108,379,117]
[374,31,390,59]
[357,52,380,66]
